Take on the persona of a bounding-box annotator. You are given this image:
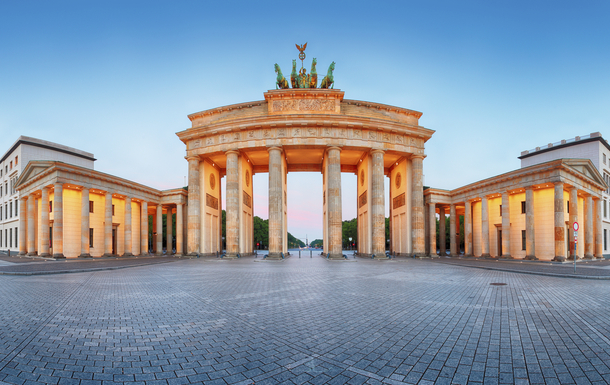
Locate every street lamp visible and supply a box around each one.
[349,237,352,250]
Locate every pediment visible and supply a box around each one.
[563,159,606,188]
[15,161,55,189]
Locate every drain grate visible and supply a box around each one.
[490,282,507,286]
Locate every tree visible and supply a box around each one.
[253,216,269,249]
[342,218,357,248]
[287,233,305,248]
[311,239,323,247]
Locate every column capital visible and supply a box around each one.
[411,154,425,160]
[226,149,241,155]
[185,155,200,162]
[20,195,29,202]
[592,195,601,201]
[326,145,343,153]
[370,148,385,155]
[266,146,282,154]
[553,181,564,187]
[524,185,534,191]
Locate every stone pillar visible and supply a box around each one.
[79,187,91,258]
[584,195,594,259]
[156,204,162,255]
[186,156,200,256]
[226,150,240,258]
[525,187,536,260]
[152,210,157,253]
[501,192,512,258]
[103,191,113,257]
[439,205,446,256]
[123,197,132,257]
[594,197,603,260]
[371,150,386,257]
[428,203,436,257]
[553,183,566,262]
[18,196,27,255]
[141,201,148,255]
[449,204,457,257]
[481,197,490,258]
[267,147,283,258]
[52,183,64,259]
[40,187,50,257]
[166,206,173,255]
[327,146,343,259]
[176,203,183,256]
[464,200,472,257]
[569,187,579,260]
[455,210,461,256]
[27,194,36,256]
[411,155,425,257]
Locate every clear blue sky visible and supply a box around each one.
[2,1,609,241]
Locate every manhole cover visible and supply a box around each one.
[490,283,507,286]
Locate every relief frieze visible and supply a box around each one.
[277,128,286,137]
[243,191,252,208]
[271,99,335,113]
[393,193,406,209]
[206,193,218,210]
[359,191,367,208]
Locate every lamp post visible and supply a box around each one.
[349,237,352,250]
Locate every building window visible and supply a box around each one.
[0,230,2,247]
[567,201,569,213]
[89,228,94,248]
[521,230,526,251]
[0,185,2,197]
[9,161,12,170]
[499,205,502,216]
[89,201,94,213]
[112,204,115,216]
[9,202,12,218]
[605,229,608,251]
[14,199,17,215]
[49,201,53,213]
[521,201,526,214]
[604,153,607,165]
[14,156,17,166]
[0,206,2,220]
[15,227,17,248]
[605,200,608,219]
[9,228,12,247]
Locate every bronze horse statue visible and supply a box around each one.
[309,58,318,88]
[290,60,298,89]
[274,63,289,89]
[320,61,335,89]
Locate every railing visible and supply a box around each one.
[520,132,604,156]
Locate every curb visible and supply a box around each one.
[0,260,178,276]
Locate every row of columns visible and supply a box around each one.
[19,183,184,258]
[428,182,603,260]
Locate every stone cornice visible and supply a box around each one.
[343,99,423,119]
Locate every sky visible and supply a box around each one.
[1,1,609,241]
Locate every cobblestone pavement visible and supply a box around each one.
[1,257,609,385]
[0,257,180,275]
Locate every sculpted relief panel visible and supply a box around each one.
[271,99,335,113]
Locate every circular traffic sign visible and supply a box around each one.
[573,222,579,231]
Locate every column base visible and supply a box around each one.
[102,253,115,258]
[122,253,133,257]
[480,253,492,259]
[524,255,538,260]
[583,254,595,260]
[501,254,514,259]
[567,255,580,261]
[223,254,239,259]
[18,251,26,256]
[411,253,427,258]
[39,253,51,258]
[553,256,567,262]
[78,253,91,258]
[596,255,605,260]
[53,253,65,259]
[266,252,284,260]
[327,253,345,260]
[27,252,38,256]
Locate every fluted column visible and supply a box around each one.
[52,183,64,258]
[140,201,148,255]
[103,191,113,257]
[123,197,132,257]
[439,205,446,256]
[79,187,90,258]
[186,156,200,256]
[156,204,162,255]
[267,147,283,258]
[371,150,386,257]
[594,197,603,259]
[449,204,457,257]
[525,187,536,260]
[226,150,240,258]
[464,200,472,257]
[166,206,173,255]
[481,197,490,258]
[411,155,425,257]
[428,203,436,257]
[501,192,511,258]
[553,182,566,261]
[176,203,183,256]
[18,196,27,255]
[584,195,594,259]
[27,194,36,256]
[40,187,50,257]
[569,187,579,260]
[327,146,343,259]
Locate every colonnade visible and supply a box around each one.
[427,182,604,261]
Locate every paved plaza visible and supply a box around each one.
[1,256,609,385]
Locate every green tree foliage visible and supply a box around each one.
[287,233,305,248]
[341,218,357,248]
[310,239,323,247]
[253,216,269,249]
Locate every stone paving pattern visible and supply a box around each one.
[1,257,609,384]
[0,257,179,274]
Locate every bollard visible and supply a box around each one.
[310,250,312,258]
[299,250,301,258]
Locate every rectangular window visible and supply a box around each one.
[9,228,12,247]
[521,201,526,214]
[112,204,115,216]
[9,161,12,170]
[89,201,94,213]
[49,201,53,213]
[14,156,17,166]
[9,202,12,218]
[521,230,526,251]
[0,185,2,196]
[605,200,608,219]
[89,228,94,248]
[567,201,569,213]
[15,227,17,248]
[0,229,2,247]
[605,229,608,251]
[0,206,2,220]
[499,205,502,216]
[604,153,607,165]
[14,199,17,215]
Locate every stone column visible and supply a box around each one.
[141,201,148,255]
[156,204,162,255]
[52,183,64,258]
[594,197,603,259]
[267,147,283,259]
[371,150,386,257]
[411,155,425,257]
[123,197,132,257]
[327,146,343,259]
[481,197,490,258]
[186,156,200,256]
[569,187,579,260]
[226,150,240,258]
[464,200,472,257]
[152,210,157,253]
[525,187,536,260]
[501,192,512,258]
[40,186,50,257]
[455,209,461,256]
[103,191,113,257]
[18,196,27,255]
[27,194,36,256]
[79,187,90,258]
[176,203,183,256]
[439,205,446,257]
[553,182,566,261]
[584,195,594,259]
[428,203,436,257]
[166,206,173,255]
[449,204,457,257]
